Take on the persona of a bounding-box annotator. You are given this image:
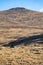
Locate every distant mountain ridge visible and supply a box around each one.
[9,7,26,10]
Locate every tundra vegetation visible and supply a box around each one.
[0,8,43,65]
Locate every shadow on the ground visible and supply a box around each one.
[3,34,43,48]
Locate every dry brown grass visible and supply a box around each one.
[0,44,43,65]
[0,28,43,43]
[0,8,43,65]
[0,28,43,65]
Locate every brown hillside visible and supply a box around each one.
[0,7,43,65]
[0,7,43,43]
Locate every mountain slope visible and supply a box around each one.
[0,7,43,43]
[0,7,43,28]
[0,7,43,65]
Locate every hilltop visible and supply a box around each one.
[0,7,43,28]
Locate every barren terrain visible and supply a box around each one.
[0,8,43,65]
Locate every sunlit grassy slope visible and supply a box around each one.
[0,8,43,65]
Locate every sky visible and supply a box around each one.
[0,0,43,12]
